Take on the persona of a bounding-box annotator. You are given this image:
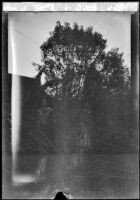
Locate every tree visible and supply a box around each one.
[32,21,131,153]
[34,22,107,104]
[33,21,129,104]
[99,48,130,95]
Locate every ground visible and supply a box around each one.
[3,153,139,199]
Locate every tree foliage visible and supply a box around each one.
[33,21,130,103]
[32,21,128,106]
[31,21,133,154]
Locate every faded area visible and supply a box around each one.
[3,153,139,199]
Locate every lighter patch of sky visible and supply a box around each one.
[8,12,131,78]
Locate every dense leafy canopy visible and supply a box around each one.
[30,21,134,154]
[33,21,130,102]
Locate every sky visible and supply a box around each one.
[8,12,131,78]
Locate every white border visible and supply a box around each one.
[3,2,139,12]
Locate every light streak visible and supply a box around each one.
[11,75,21,180]
[9,20,17,75]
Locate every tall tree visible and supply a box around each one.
[33,21,129,104]
[34,21,107,104]
[32,21,130,153]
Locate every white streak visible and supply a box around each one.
[11,75,21,175]
[3,2,139,12]
[8,19,17,75]
[12,174,37,186]
[40,72,46,85]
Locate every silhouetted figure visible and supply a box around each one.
[54,191,68,200]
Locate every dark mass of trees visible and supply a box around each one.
[29,21,137,154]
[35,21,130,99]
